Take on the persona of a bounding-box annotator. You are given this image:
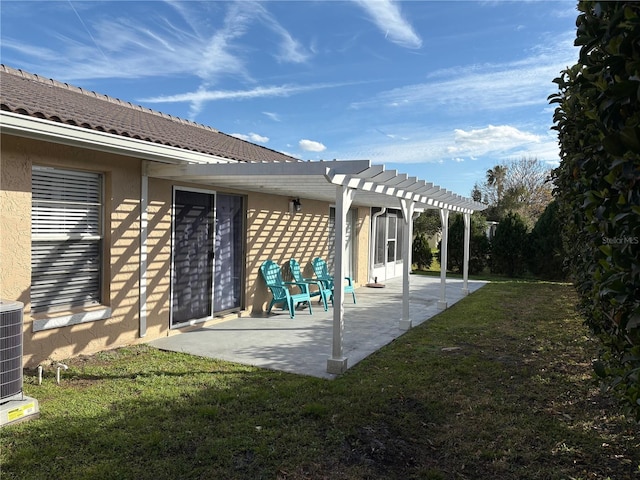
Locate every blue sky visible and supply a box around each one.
[0,0,579,197]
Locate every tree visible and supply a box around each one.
[413,209,441,238]
[490,212,528,277]
[471,183,482,202]
[412,233,433,270]
[485,165,507,205]
[549,1,640,419]
[479,158,553,226]
[527,201,566,280]
[440,213,490,275]
[503,157,554,223]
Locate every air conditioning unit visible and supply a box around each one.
[1,300,24,401]
[0,300,39,426]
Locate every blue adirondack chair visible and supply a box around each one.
[289,258,333,311]
[311,257,357,304]
[260,260,313,318]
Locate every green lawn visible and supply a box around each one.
[2,281,638,479]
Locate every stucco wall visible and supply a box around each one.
[1,134,141,367]
[247,194,329,312]
[355,207,371,285]
[245,196,371,312]
[0,139,31,309]
[141,177,173,340]
[140,182,359,334]
[1,133,374,364]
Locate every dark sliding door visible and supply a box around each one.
[213,194,243,313]
[171,189,215,326]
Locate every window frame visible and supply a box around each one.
[30,166,106,322]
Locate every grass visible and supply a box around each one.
[2,281,639,479]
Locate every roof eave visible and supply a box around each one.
[0,111,231,165]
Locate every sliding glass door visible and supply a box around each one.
[213,194,243,313]
[171,189,244,328]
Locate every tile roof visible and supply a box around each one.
[0,65,299,163]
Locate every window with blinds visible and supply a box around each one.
[31,166,103,312]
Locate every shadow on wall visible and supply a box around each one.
[247,198,329,314]
[26,186,143,367]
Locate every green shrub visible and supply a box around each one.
[490,212,528,277]
[412,233,433,270]
[468,216,491,275]
[527,201,567,280]
[440,213,490,275]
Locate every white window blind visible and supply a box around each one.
[31,167,102,312]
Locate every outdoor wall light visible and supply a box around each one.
[289,198,302,214]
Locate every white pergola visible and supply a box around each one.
[2,111,486,375]
[144,159,486,374]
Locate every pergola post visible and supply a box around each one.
[327,185,355,375]
[399,198,416,330]
[438,208,450,310]
[462,212,471,296]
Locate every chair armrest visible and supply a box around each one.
[314,278,333,289]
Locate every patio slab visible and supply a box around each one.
[148,275,487,379]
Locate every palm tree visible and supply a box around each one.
[486,165,507,203]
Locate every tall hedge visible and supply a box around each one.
[527,201,567,280]
[489,212,529,277]
[441,213,490,275]
[549,1,640,419]
[412,233,433,270]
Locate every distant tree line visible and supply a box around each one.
[412,156,564,280]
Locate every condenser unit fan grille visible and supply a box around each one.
[0,301,24,401]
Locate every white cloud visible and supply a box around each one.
[230,132,269,143]
[449,125,540,154]
[351,31,577,113]
[140,82,350,104]
[257,7,310,63]
[1,2,254,83]
[0,1,309,113]
[299,139,326,152]
[353,0,422,49]
[263,111,281,122]
[334,124,558,165]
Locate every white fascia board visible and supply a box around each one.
[149,158,372,181]
[0,111,230,165]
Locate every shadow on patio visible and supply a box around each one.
[148,275,487,379]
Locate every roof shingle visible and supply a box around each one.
[0,65,299,163]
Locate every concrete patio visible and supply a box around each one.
[148,275,487,379]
